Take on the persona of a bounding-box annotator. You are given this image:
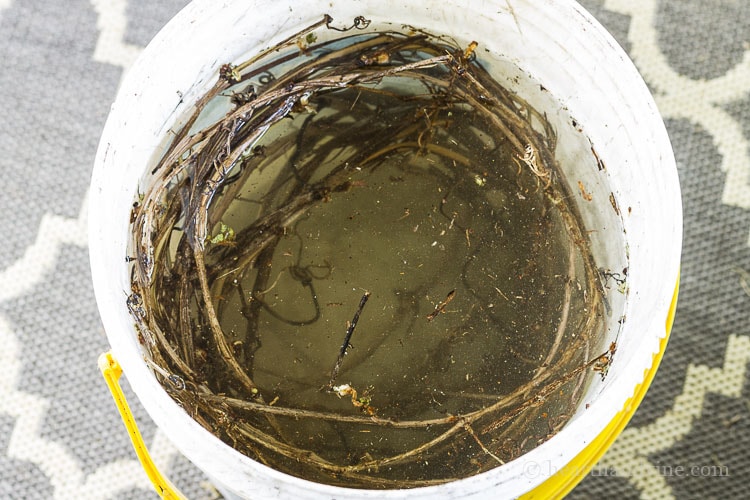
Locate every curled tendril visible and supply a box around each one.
[257,71,276,86]
[167,374,186,391]
[326,15,372,32]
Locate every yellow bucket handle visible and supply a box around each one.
[98,351,186,499]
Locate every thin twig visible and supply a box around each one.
[535,243,576,378]
[327,292,371,389]
[464,422,504,464]
[427,289,456,321]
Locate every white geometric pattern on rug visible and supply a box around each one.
[598,335,750,499]
[1,327,196,498]
[594,0,750,497]
[0,1,184,497]
[0,179,185,496]
[91,0,141,71]
[0,196,88,304]
[606,0,750,223]
[0,305,181,498]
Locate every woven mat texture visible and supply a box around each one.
[1,1,748,498]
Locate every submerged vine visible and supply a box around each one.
[128,16,608,489]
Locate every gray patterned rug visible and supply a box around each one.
[1,1,748,498]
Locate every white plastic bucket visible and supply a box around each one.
[90,0,681,498]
